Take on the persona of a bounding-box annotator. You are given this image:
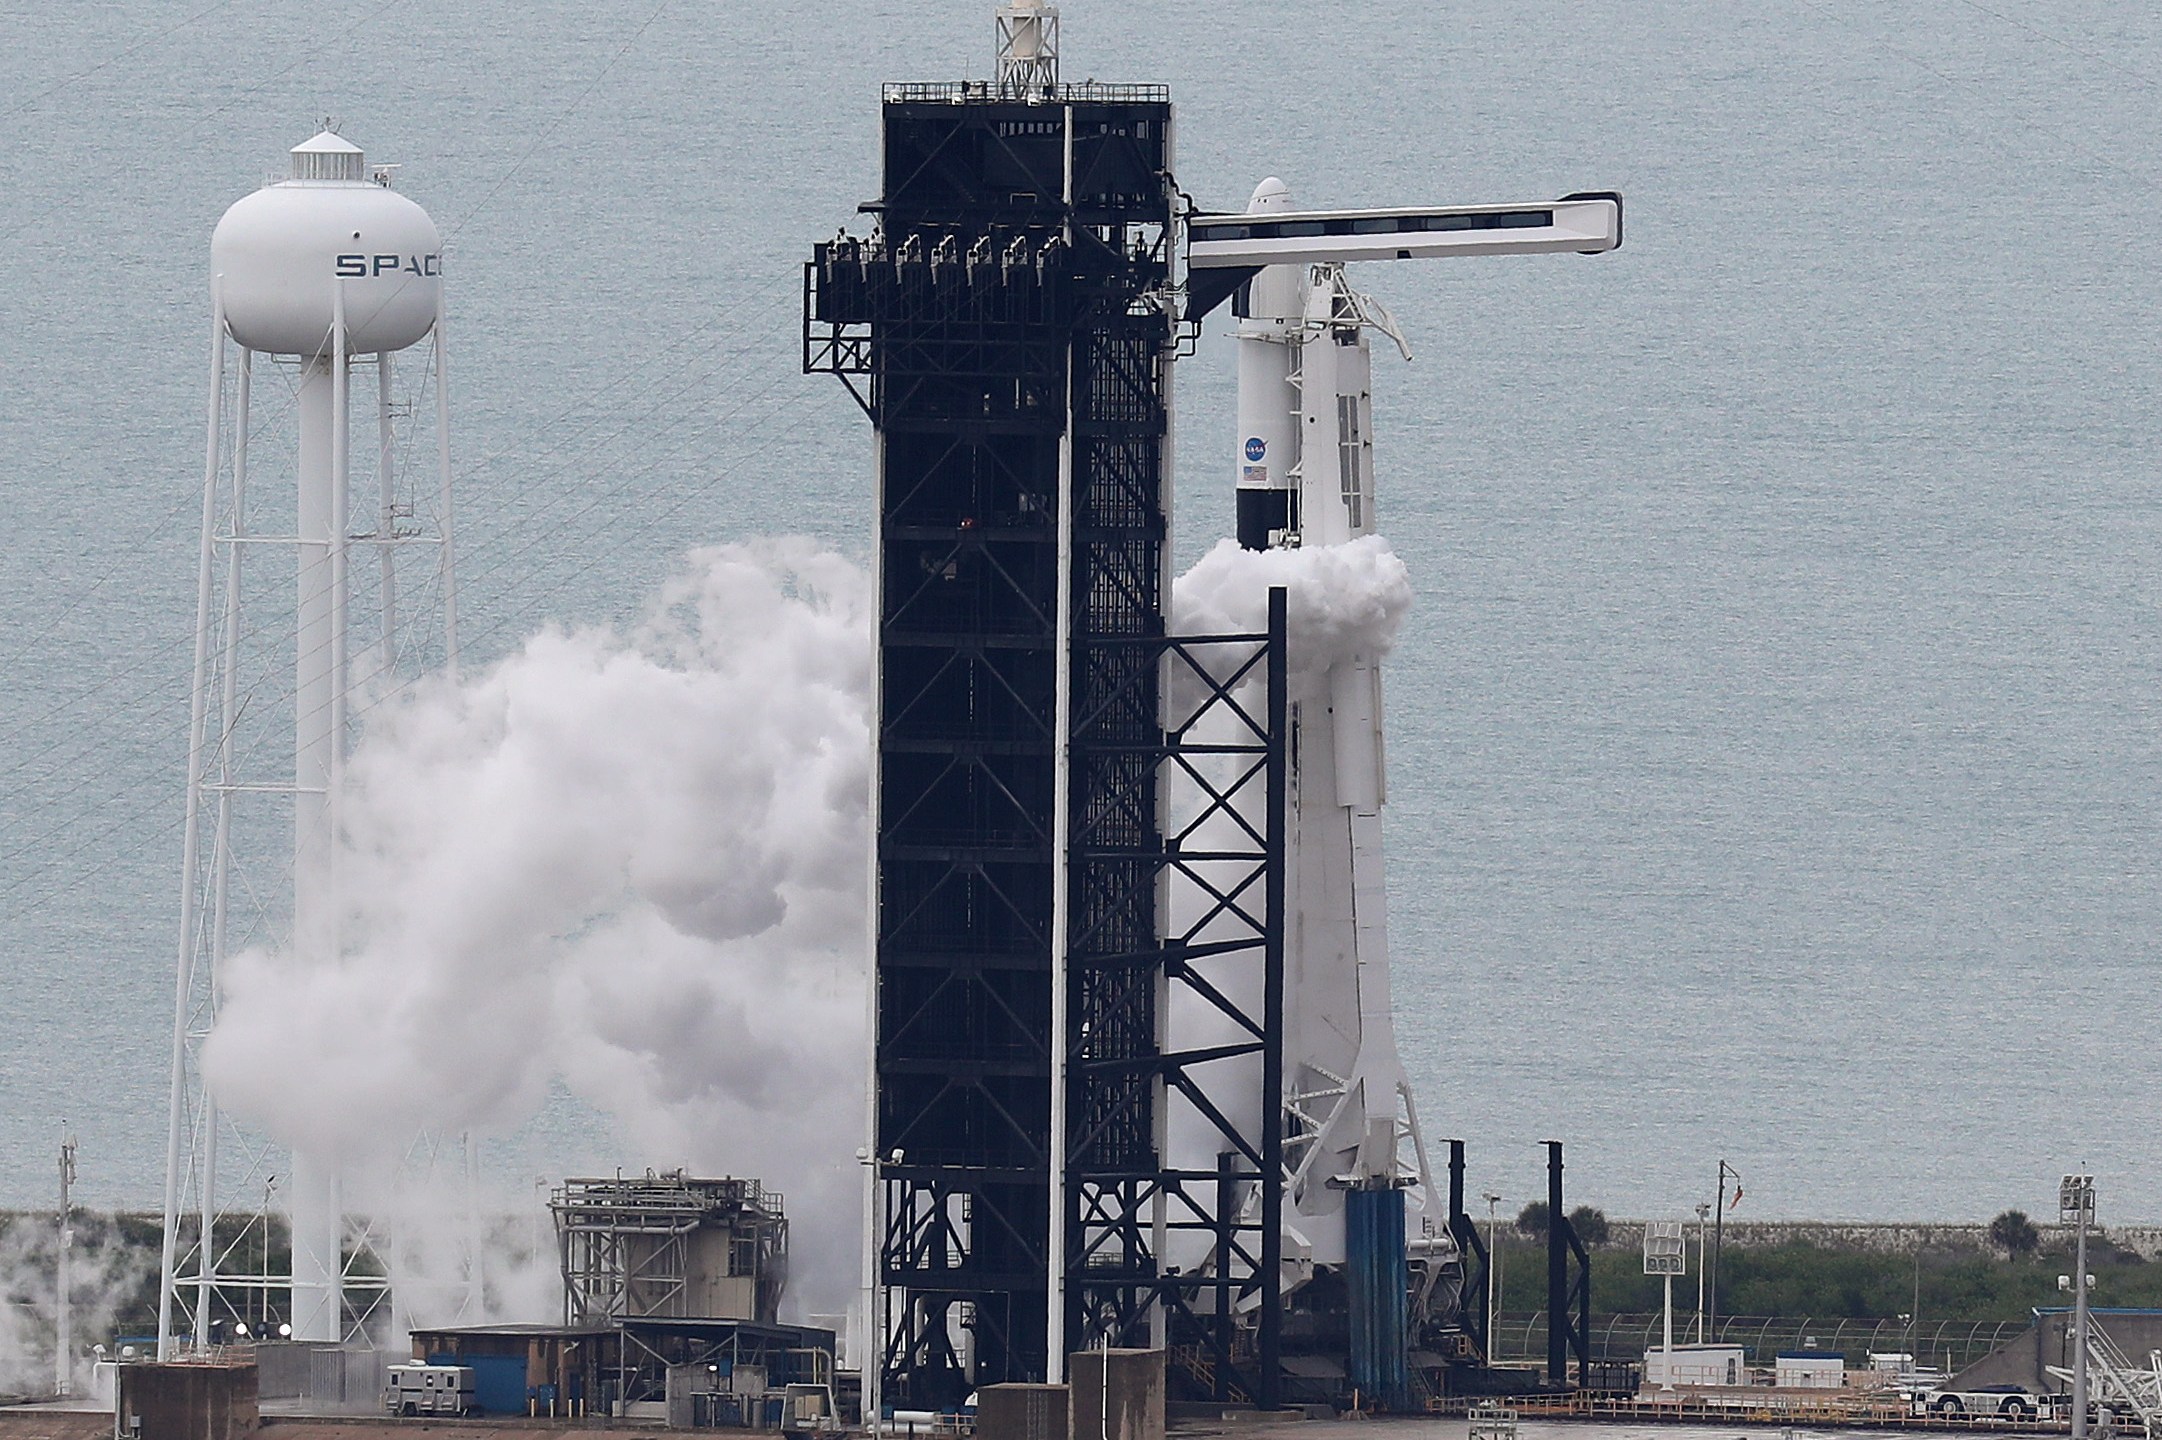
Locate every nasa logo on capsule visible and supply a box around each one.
[334,253,442,278]
[1244,436,1267,462]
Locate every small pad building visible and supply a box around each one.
[413,1173,830,1418]
[553,1171,788,1324]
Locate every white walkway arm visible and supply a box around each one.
[1190,193,1621,269]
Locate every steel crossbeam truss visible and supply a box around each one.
[1064,600,1285,1410]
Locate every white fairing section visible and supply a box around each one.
[1235,179,1299,513]
[213,176,441,357]
[1233,182,1436,1273]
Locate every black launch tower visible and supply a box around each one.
[807,75,1287,1411]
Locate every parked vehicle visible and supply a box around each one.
[384,1363,479,1418]
[1920,1383,2048,1420]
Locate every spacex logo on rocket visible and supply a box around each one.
[334,253,442,278]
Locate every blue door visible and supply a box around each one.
[430,1353,526,1415]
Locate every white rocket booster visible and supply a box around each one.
[1232,178,1437,1274]
[1198,175,1620,1325]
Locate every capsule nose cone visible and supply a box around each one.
[1248,176,1292,213]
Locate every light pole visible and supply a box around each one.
[1911,1248,1922,1368]
[1693,1201,1711,1343]
[2061,1173,2096,1440]
[1482,1192,1502,1355]
[1710,1160,1740,1342]
[56,1131,75,1397]
[1644,1221,1687,1393]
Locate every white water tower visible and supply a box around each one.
[159,128,461,1355]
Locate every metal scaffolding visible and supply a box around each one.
[1064,602,1286,1409]
[552,1173,787,1326]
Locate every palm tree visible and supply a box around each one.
[1989,1209,2040,1260]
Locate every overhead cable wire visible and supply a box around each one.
[1942,0,2162,98]
[1794,0,2150,186]
[0,363,306,678]
[0,352,823,922]
[0,333,801,863]
[442,0,674,239]
[0,301,808,867]
[0,271,797,792]
[0,0,245,123]
[0,338,772,825]
[1,0,741,758]
[0,0,420,247]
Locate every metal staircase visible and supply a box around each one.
[2046,1317,2162,1438]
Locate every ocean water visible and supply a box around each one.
[1,0,2159,1232]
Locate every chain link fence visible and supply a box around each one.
[1492,1311,2029,1373]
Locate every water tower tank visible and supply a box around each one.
[211,131,441,357]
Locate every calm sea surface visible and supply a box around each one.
[1,0,2159,1226]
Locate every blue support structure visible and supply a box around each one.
[1344,1185,1410,1411]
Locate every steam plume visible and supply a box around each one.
[1171,534,1413,688]
[199,529,1411,1322]
[203,539,871,1312]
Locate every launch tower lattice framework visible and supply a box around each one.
[805,66,1290,1412]
[160,129,468,1356]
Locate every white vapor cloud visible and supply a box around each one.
[1172,534,1413,694]
[203,538,871,1312]
[198,529,1409,1323]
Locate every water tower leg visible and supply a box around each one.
[377,353,396,670]
[159,303,229,1361]
[198,348,248,1346]
[434,314,458,676]
[289,1157,343,1341]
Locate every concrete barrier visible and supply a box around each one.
[1069,1349,1164,1440]
[978,1382,1069,1440]
[116,1357,258,1440]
